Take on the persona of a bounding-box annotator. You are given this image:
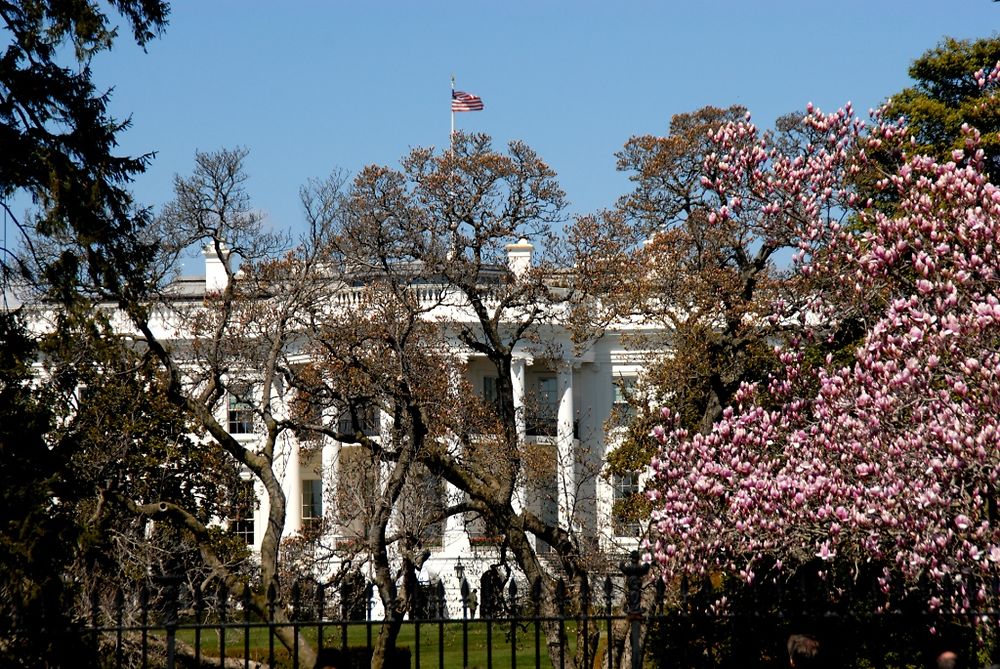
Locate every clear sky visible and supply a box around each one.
[89,1,999,253]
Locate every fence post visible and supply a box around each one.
[621,551,649,669]
[604,577,614,669]
[317,582,326,650]
[154,568,182,669]
[509,579,519,669]
[461,576,470,669]
[437,580,446,669]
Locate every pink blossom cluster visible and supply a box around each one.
[649,100,1000,612]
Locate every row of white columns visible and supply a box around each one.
[266,355,579,550]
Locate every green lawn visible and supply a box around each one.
[174,620,592,669]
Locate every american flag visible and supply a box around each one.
[451,90,484,112]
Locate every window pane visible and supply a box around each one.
[302,479,322,531]
[612,472,642,536]
[337,404,380,436]
[527,376,558,436]
[230,480,255,545]
[612,376,638,427]
[228,384,254,434]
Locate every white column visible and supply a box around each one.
[511,357,527,444]
[284,435,303,534]
[322,441,337,533]
[557,361,576,531]
[444,360,468,548]
[510,357,528,516]
[253,476,268,553]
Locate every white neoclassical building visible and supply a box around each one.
[56,239,657,614]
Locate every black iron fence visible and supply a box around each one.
[84,573,638,669]
[81,559,1000,669]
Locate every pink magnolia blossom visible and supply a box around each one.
[648,99,1000,614]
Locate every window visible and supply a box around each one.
[228,384,254,434]
[402,464,445,547]
[337,446,377,540]
[302,479,323,531]
[292,388,323,443]
[611,376,638,428]
[230,480,255,545]
[526,376,558,436]
[483,375,501,413]
[336,403,380,437]
[612,472,642,537]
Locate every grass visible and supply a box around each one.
[173,619,590,669]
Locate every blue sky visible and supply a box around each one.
[89,2,999,255]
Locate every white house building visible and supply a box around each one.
[50,238,659,617]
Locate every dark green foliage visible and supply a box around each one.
[885,35,1000,182]
[1,0,169,298]
[0,310,96,668]
[648,564,990,669]
[1,2,170,665]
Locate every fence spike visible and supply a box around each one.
[555,578,566,615]
[436,579,447,619]
[115,588,125,623]
[193,581,204,622]
[480,574,492,619]
[242,585,252,622]
[218,582,229,622]
[291,580,302,621]
[604,576,614,614]
[90,588,100,628]
[317,582,326,621]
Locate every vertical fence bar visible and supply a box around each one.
[219,583,229,669]
[437,581,446,669]
[115,588,124,669]
[140,584,149,669]
[90,588,100,664]
[292,581,301,669]
[318,582,326,651]
[162,572,180,669]
[533,577,541,669]
[679,574,689,669]
[341,583,349,653]
[485,574,493,669]
[581,575,590,669]
[267,583,276,669]
[242,587,252,669]
[365,583,375,658]
[461,577,470,669]
[622,552,649,669]
[414,618,421,669]
[556,578,566,669]
[193,583,203,669]
[365,582,374,652]
[410,583,422,669]
[509,580,518,669]
[604,577,614,669]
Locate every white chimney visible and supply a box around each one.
[505,238,533,279]
[203,243,230,293]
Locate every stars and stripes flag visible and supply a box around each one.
[451,90,484,112]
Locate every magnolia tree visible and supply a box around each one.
[649,70,1000,614]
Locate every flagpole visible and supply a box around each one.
[450,74,455,147]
